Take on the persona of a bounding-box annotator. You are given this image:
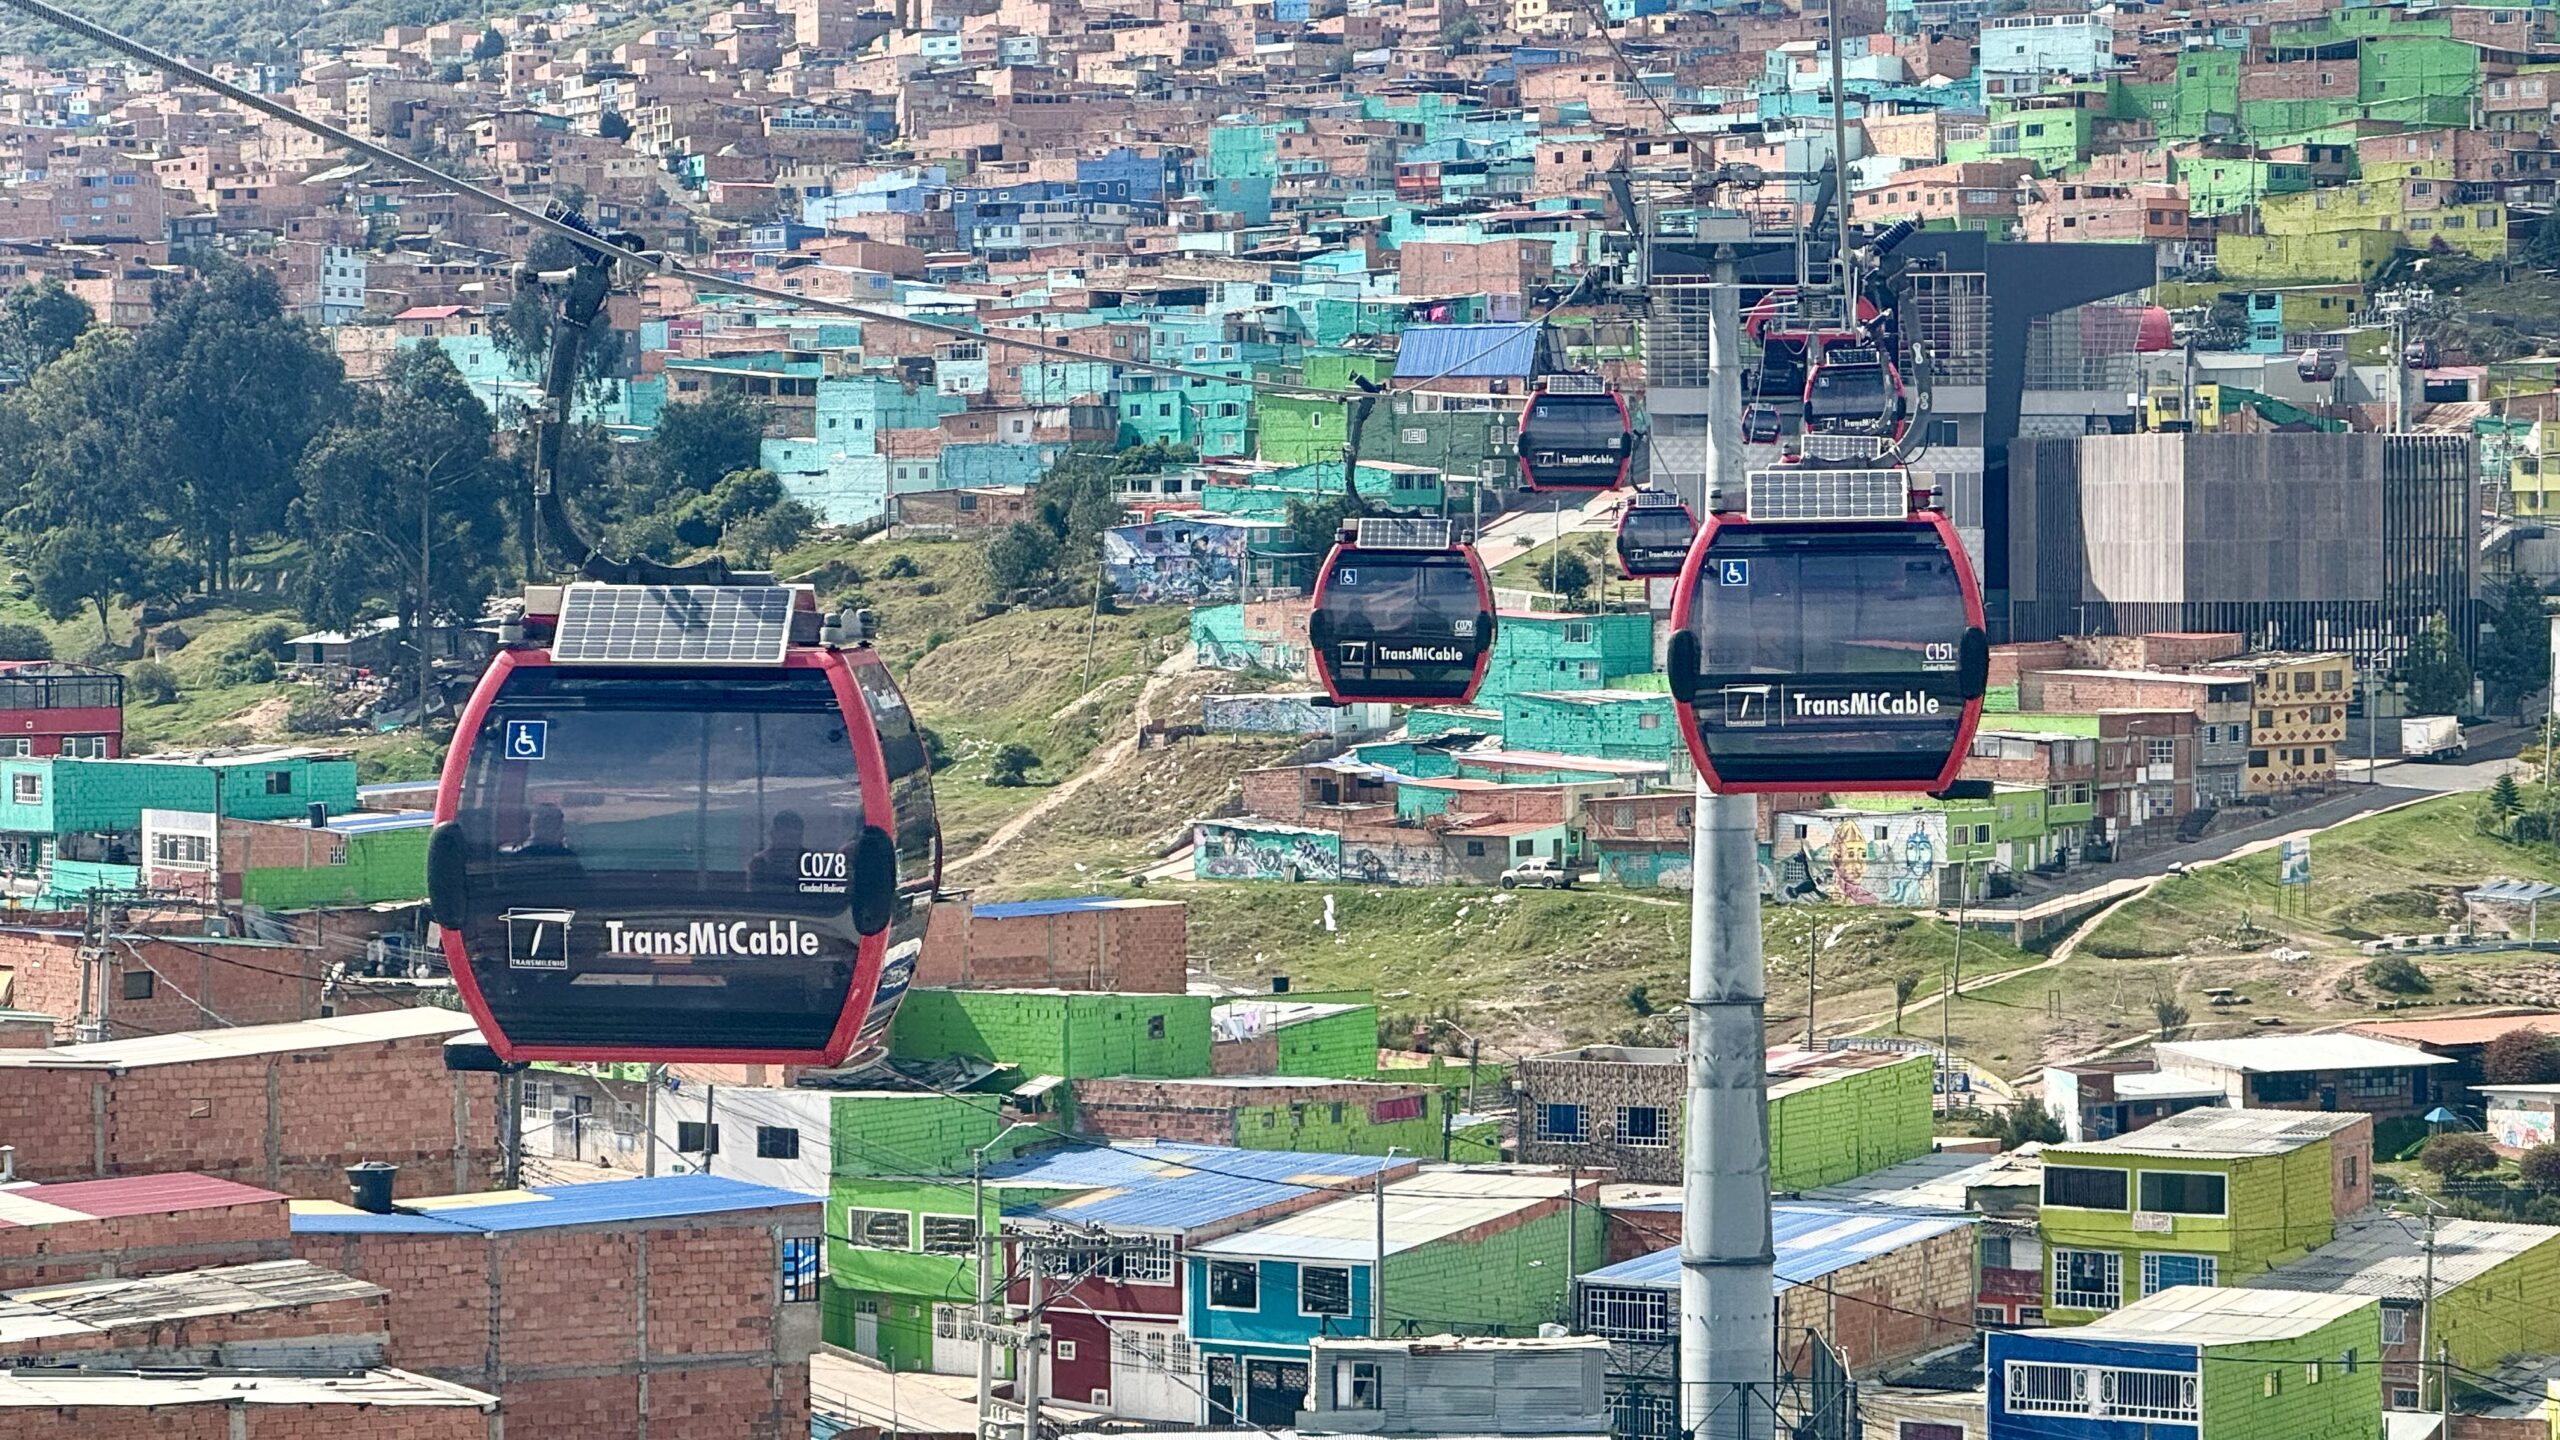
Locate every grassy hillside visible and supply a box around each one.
[1154,880,2045,1057]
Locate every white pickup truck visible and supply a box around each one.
[1499,857,1581,890]
[2400,715,2467,762]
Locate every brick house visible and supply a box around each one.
[0,1008,501,1199]
[0,917,409,1039]
[0,1173,296,1290]
[2096,709,2199,841]
[1073,1076,1453,1154]
[2150,1034,2455,1119]
[292,1174,823,1440]
[916,895,1187,992]
[1516,1045,1934,1190]
[1575,1202,1979,1440]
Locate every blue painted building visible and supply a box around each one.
[1186,1167,1597,1424]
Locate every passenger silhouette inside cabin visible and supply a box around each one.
[750,809,809,889]
[510,804,575,857]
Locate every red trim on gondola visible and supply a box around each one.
[1516,387,1633,493]
[1668,510,1984,796]
[1307,540,1496,708]
[434,647,896,1067]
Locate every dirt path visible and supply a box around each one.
[945,648,1194,876]
[1818,877,2162,1041]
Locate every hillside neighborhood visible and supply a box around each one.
[13,0,2560,1436]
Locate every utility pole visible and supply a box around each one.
[1371,1161,1388,1339]
[974,1149,998,1440]
[73,890,107,1045]
[1942,861,1967,1091]
[1674,205,1775,1440]
[643,1063,663,1177]
[1803,927,1817,1049]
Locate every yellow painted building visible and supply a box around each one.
[2509,420,2560,520]
[2217,230,2400,285]
[2234,653,2354,795]
[2254,171,2508,264]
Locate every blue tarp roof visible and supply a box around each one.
[996,1141,1401,1233]
[326,809,433,835]
[1393,323,1539,381]
[1581,1203,1974,1294]
[290,1175,817,1236]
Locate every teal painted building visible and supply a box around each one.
[1475,611,1654,711]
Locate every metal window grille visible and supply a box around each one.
[1611,1390,1677,1440]
[1535,1104,1588,1143]
[2004,1362,2088,1415]
[921,1215,978,1255]
[781,1236,822,1304]
[1580,1285,1671,1339]
[2098,1369,2198,1422]
[849,1208,913,1251]
[1616,1105,1672,1148]
[1302,1266,1353,1316]
[2050,1248,2120,1310]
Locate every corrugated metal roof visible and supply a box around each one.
[0,1009,476,1072]
[289,1175,816,1236]
[0,1367,496,1410]
[2066,1284,2373,1346]
[1005,1142,1400,1234]
[1391,323,1539,380]
[2243,1214,2560,1302]
[1191,1168,1574,1262]
[2053,1106,2369,1159]
[1578,1203,1975,1293]
[326,809,433,835]
[2350,1013,2560,1048]
[1803,1149,2046,1211]
[0,1174,284,1225]
[2154,1035,2455,1074]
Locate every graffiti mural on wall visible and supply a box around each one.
[1204,694,1334,735]
[1104,519,1250,604]
[1775,812,1947,907]
[2491,1100,2557,1153]
[1195,825,1343,881]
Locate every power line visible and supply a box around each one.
[0,0,1626,413]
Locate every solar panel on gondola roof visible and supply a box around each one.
[549,584,796,665]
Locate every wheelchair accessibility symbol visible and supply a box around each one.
[504,720,547,761]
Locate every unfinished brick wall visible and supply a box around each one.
[14,1407,499,1439]
[0,1188,292,1290]
[0,1279,389,1369]
[916,901,1185,992]
[1074,1077,1433,1147]
[1775,1223,1977,1373]
[0,925,401,1039]
[292,1208,821,1440]
[0,1033,501,1198]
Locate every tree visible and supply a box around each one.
[28,525,189,643]
[2404,611,2474,717]
[1891,971,1922,1032]
[472,26,507,59]
[1548,546,1594,601]
[434,60,465,84]
[0,278,92,379]
[291,344,506,704]
[672,467,816,565]
[127,660,177,706]
[2478,572,2553,720]
[2523,1142,2560,1196]
[986,521,1060,595]
[2484,1027,2560,1085]
[642,393,768,497]
[0,327,155,536]
[0,623,49,661]
[598,110,631,141]
[1282,494,1355,574]
[2490,772,2525,828]
[128,264,350,591]
[2150,987,2191,1040]
[2364,953,2433,995]
[2418,1131,2499,1180]
[1971,1104,2065,1149]
[986,743,1043,787]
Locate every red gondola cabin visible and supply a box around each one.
[1307,518,1495,707]
[428,584,939,1066]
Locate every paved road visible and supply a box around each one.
[1474,490,1621,557]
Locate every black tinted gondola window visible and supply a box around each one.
[847,657,941,892]
[1331,554,1483,635]
[1525,396,1624,451]
[461,670,861,896]
[1697,529,1965,680]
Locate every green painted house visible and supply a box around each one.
[1986,1286,2382,1440]
[3,748,361,906]
[889,989,1214,1079]
[1475,611,1655,711]
[2038,1108,2372,1322]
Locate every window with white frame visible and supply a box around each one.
[2140,1252,2217,1294]
[1334,1359,1381,1409]
[1611,1389,1677,1440]
[1580,1285,1670,1340]
[921,1215,978,1255]
[1535,1103,1588,1143]
[2051,1248,2121,1310]
[2383,1307,2410,1345]
[1300,1265,1353,1317]
[2101,1368,2200,1421]
[1036,1234,1174,1284]
[1616,1105,1671,1148]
